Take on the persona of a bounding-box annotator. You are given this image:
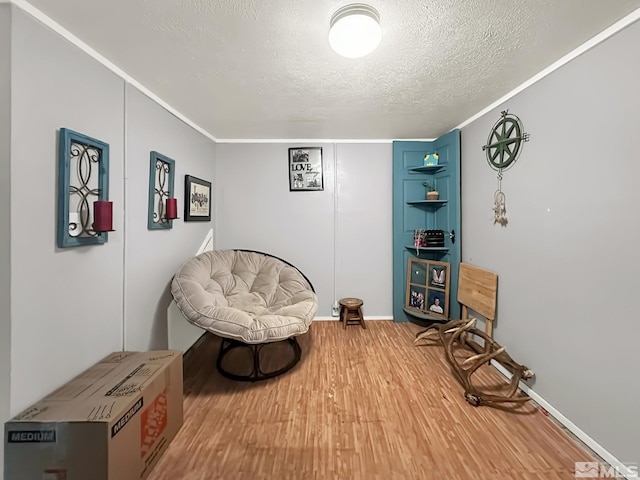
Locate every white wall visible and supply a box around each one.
[6,7,216,420]
[124,85,215,350]
[0,4,12,476]
[334,143,393,317]
[10,7,124,411]
[461,20,640,464]
[215,143,393,318]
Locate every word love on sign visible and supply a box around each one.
[288,147,324,192]
[290,162,315,171]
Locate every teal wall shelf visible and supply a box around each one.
[408,165,445,174]
[406,200,448,207]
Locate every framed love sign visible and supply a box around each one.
[288,147,323,191]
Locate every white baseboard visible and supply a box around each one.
[490,361,636,479]
[314,316,390,321]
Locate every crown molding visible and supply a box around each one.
[9,0,218,143]
[456,7,640,130]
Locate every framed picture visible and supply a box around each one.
[426,289,446,316]
[184,175,211,222]
[428,264,447,288]
[405,258,450,320]
[289,147,324,191]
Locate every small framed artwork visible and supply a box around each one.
[409,285,426,310]
[428,264,447,288]
[426,289,446,316]
[184,175,211,222]
[289,147,324,191]
[405,257,450,320]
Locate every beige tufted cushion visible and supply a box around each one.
[171,250,318,343]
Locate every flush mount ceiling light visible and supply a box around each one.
[329,4,382,59]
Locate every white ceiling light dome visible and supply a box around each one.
[329,4,382,59]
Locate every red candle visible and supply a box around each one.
[166,198,178,220]
[93,200,113,232]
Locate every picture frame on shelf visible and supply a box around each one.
[426,290,445,315]
[288,147,324,191]
[405,257,450,320]
[428,264,447,288]
[184,175,211,222]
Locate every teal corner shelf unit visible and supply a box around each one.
[392,130,461,322]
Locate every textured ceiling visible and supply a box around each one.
[20,0,640,140]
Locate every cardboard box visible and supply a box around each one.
[4,350,183,480]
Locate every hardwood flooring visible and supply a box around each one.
[149,320,594,480]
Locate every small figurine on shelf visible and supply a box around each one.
[423,153,439,166]
[423,181,439,200]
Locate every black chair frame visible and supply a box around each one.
[216,337,302,382]
[214,249,314,382]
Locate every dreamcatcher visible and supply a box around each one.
[482,110,529,226]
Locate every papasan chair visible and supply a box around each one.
[171,249,318,381]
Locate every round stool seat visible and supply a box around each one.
[339,297,365,329]
[339,297,363,308]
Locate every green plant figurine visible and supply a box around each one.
[423,181,439,200]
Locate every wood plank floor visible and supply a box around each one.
[149,320,595,480]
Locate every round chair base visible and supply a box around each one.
[216,337,302,382]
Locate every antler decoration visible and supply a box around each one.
[415,318,534,407]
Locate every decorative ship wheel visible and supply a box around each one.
[481,110,529,226]
[482,110,529,171]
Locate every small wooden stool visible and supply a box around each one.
[339,298,366,329]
